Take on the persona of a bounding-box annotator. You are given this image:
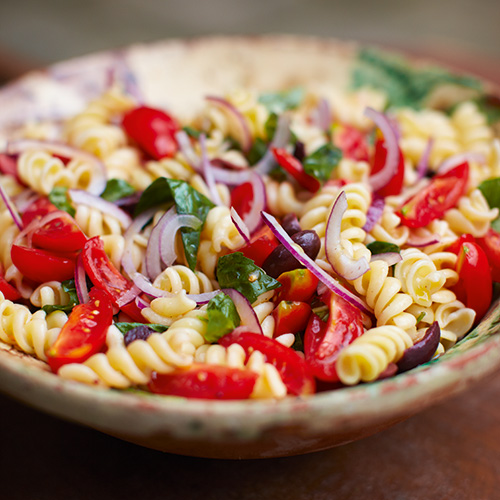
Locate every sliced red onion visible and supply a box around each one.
[0,182,23,230]
[222,288,263,334]
[416,137,434,180]
[211,165,252,186]
[437,152,486,175]
[254,113,291,174]
[135,295,150,310]
[114,191,142,208]
[362,195,385,232]
[205,95,252,153]
[311,98,331,133]
[175,130,201,171]
[364,107,399,192]
[397,321,441,372]
[75,253,89,304]
[261,211,372,316]
[145,206,175,280]
[325,191,370,281]
[406,231,440,248]
[13,189,39,213]
[13,210,74,247]
[199,133,224,206]
[7,139,107,195]
[370,252,402,266]
[244,171,266,234]
[230,207,250,244]
[68,189,132,229]
[211,158,247,170]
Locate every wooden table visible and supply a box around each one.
[1,370,499,500]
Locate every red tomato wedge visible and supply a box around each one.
[32,215,87,253]
[21,197,58,226]
[237,225,278,267]
[149,364,258,400]
[219,329,316,396]
[46,288,113,372]
[122,106,180,160]
[453,241,492,322]
[371,137,405,197]
[271,147,321,193]
[477,228,500,283]
[82,236,139,307]
[273,301,311,337]
[304,292,364,382]
[230,181,253,219]
[274,268,319,303]
[11,245,76,283]
[397,162,469,228]
[0,266,21,301]
[333,124,369,162]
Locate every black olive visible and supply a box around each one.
[281,213,302,236]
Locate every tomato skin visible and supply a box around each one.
[120,300,146,323]
[21,198,58,226]
[0,275,21,301]
[11,245,75,283]
[370,138,405,197]
[304,292,364,382]
[453,241,492,321]
[230,182,253,219]
[82,236,138,307]
[273,301,311,337]
[46,288,113,372]
[237,225,279,267]
[446,233,475,256]
[32,216,87,253]
[0,154,20,180]
[122,106,179,160]
[149,364,258,400]
[477,229,500,283]
[333,124,369,162]
[274,268,319,303]
[272,148,321,193]
[397,162,469,228]
[219,329,316,396]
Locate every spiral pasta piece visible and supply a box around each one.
[200,206,243,254]
[30,281,71,308]
[265,177,307,218]
[336,325,413,385]
[369,206,409,247]
[152,265,214,295]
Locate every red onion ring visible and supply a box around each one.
[0,182,23,230]
[261,211,372,316]
[7,139,107,195]
[437,152,485,176]
[312,98,331,133]
[406,233,440,248]
[199,133,224,206]
[175,130,201,171]
[13,189,39,213]
[370,252,402,266]
[211,165,252,186]
[205,96,252,153]
[325,191,370,280]
[75,252,90,304]
[364,107,400,192]
[211,158,247,170]
[362,195,385,232]
[68,189,132,229]
[244,171,266,234]
[222,288,263,334]
[230,207,250,244]
[416,137,434,180]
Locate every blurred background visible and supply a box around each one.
[0,0,499,82]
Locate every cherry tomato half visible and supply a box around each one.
[273,301,311,337]
[333,124,369,162]
[304,292,364,382]
[230,181,253,219]
[477,228,500,283]
[11,245,76,283]
[149,364,258,400]
[274,268,319,303]
[21,197,58,226]
[271,147,321,193]
[0,267,21,301]
[219,329,316,396]
[122,106,180,160]
[46,288,113,372]
[370,137,405,197]
[397,162,469,228]
[82,236,138,308]
[237,225,279,267]
[32,215,87,253]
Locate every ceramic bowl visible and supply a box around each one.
[0,36,499,459]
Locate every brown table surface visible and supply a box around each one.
[1,370,500,500]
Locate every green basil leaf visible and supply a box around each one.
[114,322,168,335]
[216,253,281,304]
[42,279,79,315]
[205,292,241,343]
[303,144,342,183]
[182,126,201,139]
[474,95,500,125]
[247,137,268,165]
[478,178,500,231]
[259,87,305,114]
[48,187,75,217]
[135,178,215,270]
[352,48,482,109]
[101,179,136,202]
[264,112,297,144]
[367,241,401,255]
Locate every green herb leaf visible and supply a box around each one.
[114,322,168,335]
[205,292,241,343]
[416,312,426,324]
[264,112,297,144]
[101,179,136,202]
[352,48,482,109]
[216,253,281,304]
[182,126,201,139]
[367,241,401,255]
[247,137,268,165]
[135,178,215,270]
[258,87,305,114]
[291,333,304,352]
[478,178,500,234]
[474,95,500,125]
[42,279,79,314]
[303,144,342,183]
[48,187,75,217]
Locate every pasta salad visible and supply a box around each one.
[0,47,499,400]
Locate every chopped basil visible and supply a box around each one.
[352,48,482,109]
[205,292,241,343]
[48,187,75,217]
[247,137,267,165]
[291,333,304,352]
[416,312,426,324]
[42,279,79,314]
[264,112,297,144]
[216,253,281,304]
[367,241,401,255]
[114,322,168,335]
[258,87,305,114]
[474,95,500,125]
[182,126,201,139]
[478,178,500,231]
[101,179,136,202]
[135,178,215,270]
[303,144,342,183]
